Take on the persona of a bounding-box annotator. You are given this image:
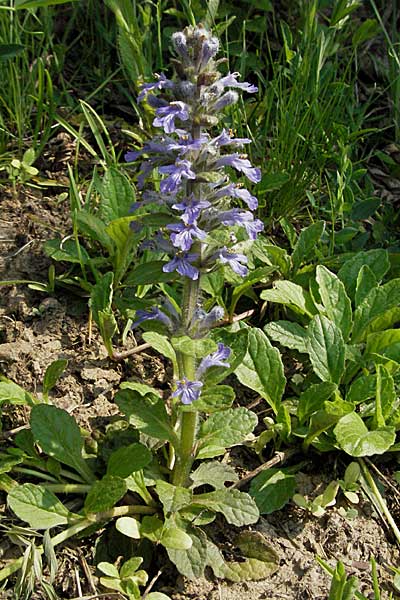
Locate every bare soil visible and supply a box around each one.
[0,185,399,599]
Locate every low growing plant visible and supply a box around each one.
[0,24,286,595]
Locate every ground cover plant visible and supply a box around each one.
[0,1,400,599]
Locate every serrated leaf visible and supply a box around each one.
[115,516,141,539]
[249,468,296,514]
[235,327,285,414]
[167,525,209,579]
[261,280,317,317]
[334,412,395,456]
[30,404,94,483]
[316,266,353,341]
[307,316,345,383]
[115,389,178,446]
[192,489,259,526]
[43,359,68,395]
[265,320,308,353]
[142,332,177,369]
[190,384,235,412]
[156,480,192,514]
[297,382,337,423]
[84,475,127,513]
[8,484,75,529]
[190,462,238,490]
[338,249,389,301]
[197,407,257,458]
[171,336,217,358]
[96,167,135,223]
[292,221,325,271]
[352,278,400,342]
[355,265,377,307]
[107,443,152,478]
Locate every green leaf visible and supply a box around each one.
[76,211,114,253]
[366,329,400,357]
[230,531,279,580]
[30,405,94,483]
[307,316,345,383]
[297,382,337,423]
[346,374,376,405]
[0,44,25,61]
[372,365,396,428]
[167,525,209,579]
[190,462,238,490]
[155,480,192,514]
[107,443,152,478]
[352,278,400,342]
[105,216,136,258]
[97,562,120,578]
[257,171,290,192]
[235,327,285,413]
[115,389,178,447]
[0,378,35,406]
[334,412,395,456]
[252,239,291,274]
[338,249,390,301]
[115,516,141,539]
[261,280,317,317]
[160,524,193,550]
[249,469,296,514]
[355,265,377,307]
[142,332,177,371]
[84,475,127,513]
[192,489,259,526]
[96,168,135,223]
[264,320,308,353]
[8,483,75,529]
[120,556,143,577]
[352,18,380,47]
[292,221,325,271]
[316,266,353,341]
[43,359,68,396]
[15,0,78,6]
[171,336,217,359]
[146,594,172,600]
[90,272,113,326]
[44,238,91,265]
[190,385,235,412]
[304,399,354,449]
[124,260,175,285]
[197,407,257,459]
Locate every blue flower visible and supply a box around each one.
[132,306,173,330]
[137,73,174,103]
[220,209,264,240]
[153,101,190,134]
[197,343,231,377]
[219,72,258,93]
[173,196,211,223]
[163,252,199,280]
[215,183,258,210]
[218,247,248,276]
[211,129,251,148]
[172,377,203,404]
[167,221,206,251]
[216,154,261,183]
[159,159,196,194]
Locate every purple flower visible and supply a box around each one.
[211,129,251,148]
[133,306,173,330]
[197,343,231,377]
[137,73,174,103]
[220,209,264,240]
[219,72,258,93]
[153,101,190,133]
[163,252,199,280]
[159,159,196,194]
[216,154,261,183]
[199,37,219,69]
[173,196,211,223]
[218,247,248,276]
[167,221,206,251]
[213,91,239,111]
[172,31,189,61]
[215,183,258,210]
[137,161,153,189]
[172,377,203,405]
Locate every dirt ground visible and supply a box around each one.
[0,186,399,599]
